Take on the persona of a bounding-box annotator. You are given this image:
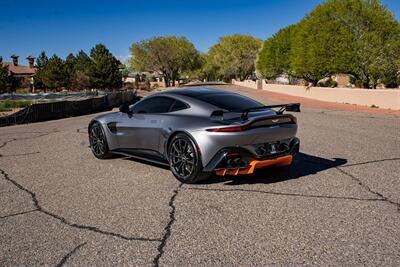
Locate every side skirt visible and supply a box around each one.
[111,149,169,167]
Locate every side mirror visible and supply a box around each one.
[119,104,132,115]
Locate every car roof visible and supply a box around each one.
[158,87,236,98]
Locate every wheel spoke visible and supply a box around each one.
[177,161,184,175]
[170,138,197,179]
[91,129,98,139]
[89,125,107,156]
[172,143,180,155]
[173,159,182,166]
[181,163,187,176]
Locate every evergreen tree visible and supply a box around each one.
[36,51,49,69]
[0,63,12,93]
[37,55,69,90]
[89,44,122,89]
[34,51,49,89]
[72,50,93,90]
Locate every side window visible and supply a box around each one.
[132,97,175,114]
[170,100,189,112]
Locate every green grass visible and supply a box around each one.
[15,88,31,94]
[0,100,32,112]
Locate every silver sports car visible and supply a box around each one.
[88,88,300,183]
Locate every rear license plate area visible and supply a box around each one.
[255,141,288,156]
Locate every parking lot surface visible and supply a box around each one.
[1,85,399,266]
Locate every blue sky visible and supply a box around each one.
[1,0,399,65]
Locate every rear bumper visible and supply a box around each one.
[215,155,293,176]
[204,137,300,175]
[191,123,297,167]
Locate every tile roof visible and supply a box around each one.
[2,62,36,75]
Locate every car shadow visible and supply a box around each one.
[198,152,347,185]
[118,152,347,186]
[122,156,171,170]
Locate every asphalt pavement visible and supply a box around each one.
[1,85,399,266]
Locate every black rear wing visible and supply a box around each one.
[210,103,301,120]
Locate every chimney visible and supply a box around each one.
[27,55,35,69]
[11,54,19,66]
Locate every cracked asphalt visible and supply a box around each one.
[1,85,399,266]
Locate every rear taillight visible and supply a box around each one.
[206,125,248,132]
[207,115,296,132]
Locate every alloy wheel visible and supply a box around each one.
[170,138,195,179]
[89,124,106,156]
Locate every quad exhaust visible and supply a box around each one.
[216,155,293,176]
[226,157,247,168]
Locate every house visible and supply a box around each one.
[1,54,36,91]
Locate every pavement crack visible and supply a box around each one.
[0,152,40,158]
[336,167,400,212]
[0,209,39,219]
[299,156,400,211]
[340,157,400,168]
[153,183,183,267]
[0,131,58,151]
[183,187,386,203]
[0,139,16,149]
[54,242,86,267]
[0,168,161,242]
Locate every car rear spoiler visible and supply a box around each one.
[210,103,301,120]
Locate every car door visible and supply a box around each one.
[115,96,175,153]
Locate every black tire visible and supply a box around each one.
[168,133,210,183]
[89,122,111,159]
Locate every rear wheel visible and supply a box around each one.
[89,122,111,159]
[168,133,210,183]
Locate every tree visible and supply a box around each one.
[257,25,297,83]
[34,51,49,89]
[35,55,69,90]
[289,0,400,88]
[0,64,12,93]
[206,34,262,81]
[184,53,217,82]
[340,0,400,88]
[89,44,122,89]
[65,50,93,90]
[36,51,49,69]
[130,36,200,87]
[290,3,355,85]
[64,53,77,89]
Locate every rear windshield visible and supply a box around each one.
[197,93,264,111]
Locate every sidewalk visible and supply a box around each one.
[229,85,400,116]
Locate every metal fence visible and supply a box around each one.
[0,91,139,127]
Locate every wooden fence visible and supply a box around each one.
[0,91,139,127]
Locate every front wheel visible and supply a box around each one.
[168,133,210,183]
[89,122,111,159]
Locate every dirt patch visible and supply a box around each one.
[0,108,23,118]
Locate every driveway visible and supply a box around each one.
[1,85,399,266]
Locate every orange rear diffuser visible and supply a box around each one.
[215,155,293,176]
